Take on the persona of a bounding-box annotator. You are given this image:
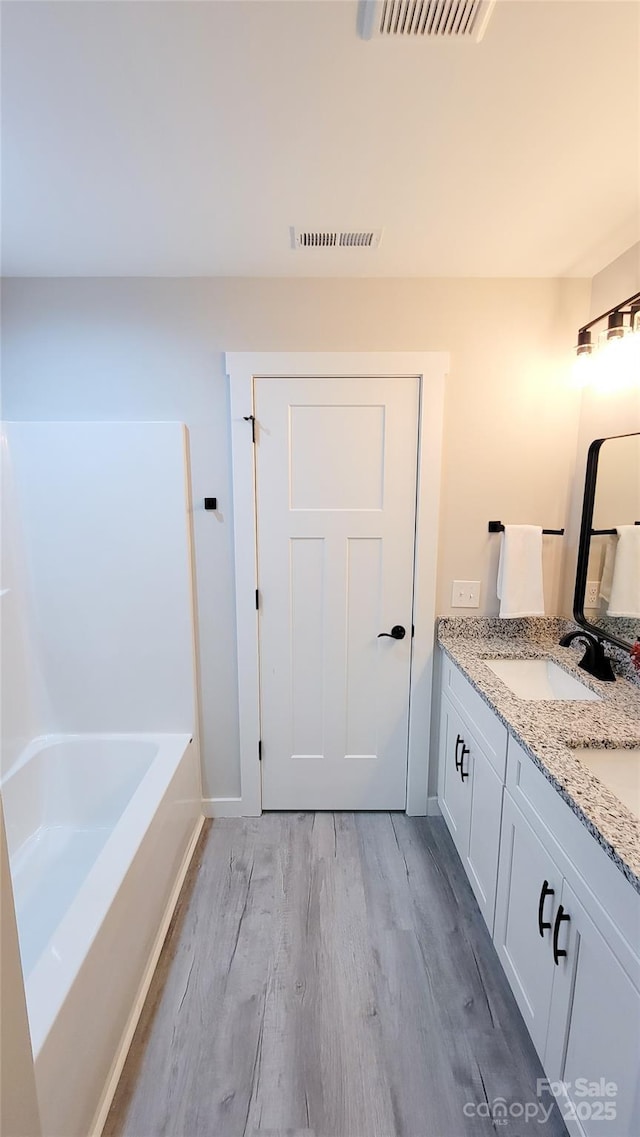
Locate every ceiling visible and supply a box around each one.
[1,0,639,278]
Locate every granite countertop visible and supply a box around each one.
[437,616,640,891]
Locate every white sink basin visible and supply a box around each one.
[484,658,601,701]
[571,747,640,819]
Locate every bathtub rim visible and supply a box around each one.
[5,731,195,1056]
[1,730,163,787]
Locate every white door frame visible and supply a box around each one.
[225,352,448,818]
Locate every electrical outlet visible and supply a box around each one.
[451,580,481,608]
[585,580,600,608]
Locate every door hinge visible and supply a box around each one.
[243,414,256,442]
[258,739,262,762]
[255,588,259,610]
[412,624,415,638]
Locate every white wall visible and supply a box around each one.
[590,242,640,317]
[4,422,197,739]
[0,277,589,802]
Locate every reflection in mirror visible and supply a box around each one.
[586,434,640,644]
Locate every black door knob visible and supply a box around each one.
[377,625,406,640]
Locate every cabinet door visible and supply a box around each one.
[438,695,472,857]
[466,747,503,933]
[545,879,640,1137]
[494,791,561,1060]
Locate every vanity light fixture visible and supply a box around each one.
[573,289,640,388]
[606,311,626,340]
[576,328,592,357]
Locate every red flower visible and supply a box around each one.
[631,641,640,673]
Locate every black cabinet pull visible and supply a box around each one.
[538,880,555,937]
[455,734,463,770]
[459,745,470,781]
[553,905,570,964]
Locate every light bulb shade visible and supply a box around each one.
[607,310,625,339]
[631,304,640,333]
[576,328,592,355]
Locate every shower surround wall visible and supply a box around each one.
[0,431,49,776]
[4,421,198,734]
[0,420,203,1137]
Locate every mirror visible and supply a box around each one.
[574,432,640,651]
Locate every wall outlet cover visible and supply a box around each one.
[451,580,481,608]
[585,581,600,608]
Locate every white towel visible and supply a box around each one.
[608,525,640,617]
[497,525,545,618]
[599,536,617,603]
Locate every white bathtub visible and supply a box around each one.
[1,732,203,1137]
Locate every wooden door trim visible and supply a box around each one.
[225,352,448,817]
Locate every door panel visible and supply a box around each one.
[545,880,640,1137]
[494,791,561,1061]
[290,537,325,756]
[438,696,472,856]
[255,378,419,810]
[345,537,382,757]
[466,747,503,931]
[289,404,385,510]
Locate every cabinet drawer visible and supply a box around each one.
[507,735,640,967]
[441,653,507,779]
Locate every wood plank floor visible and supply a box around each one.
[105,814,567,1137]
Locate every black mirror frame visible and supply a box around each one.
[573,433,639,653]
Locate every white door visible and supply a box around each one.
[254,377,419,810]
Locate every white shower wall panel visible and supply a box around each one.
[4,421,197,734]
[1,431,50,775]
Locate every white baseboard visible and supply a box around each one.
[203,796,247,818]
[205,797,440,818]
[90,814,205,1137]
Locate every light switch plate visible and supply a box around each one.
[452,580,481,608]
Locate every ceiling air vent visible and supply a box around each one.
[291,228,383,250]
[358,0,496,42]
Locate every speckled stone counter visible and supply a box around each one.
[437,616,640,891]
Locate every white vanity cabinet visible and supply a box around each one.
[436,651,640,1137]
[437,656,507,931]
[497,735,640,1137]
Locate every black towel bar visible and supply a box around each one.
[488,521,565,536]
[591,521,640,536]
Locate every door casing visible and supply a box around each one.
[224,352,448,818]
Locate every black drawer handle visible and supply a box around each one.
[459,745,470,781]
[553,905,570,965]
[538,880,555,937]
[455,734,463,770]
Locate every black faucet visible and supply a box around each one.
[559,629,616,682]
